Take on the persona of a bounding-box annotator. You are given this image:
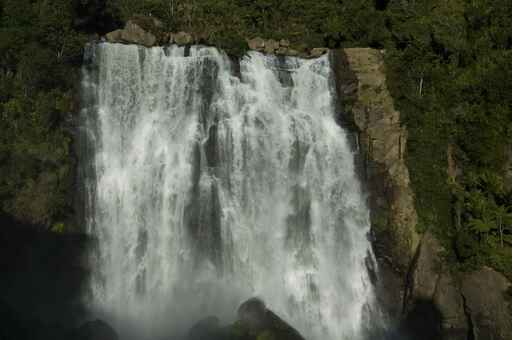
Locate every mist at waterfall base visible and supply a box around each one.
[80,43,384,340]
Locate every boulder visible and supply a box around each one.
[105,29,123,43]
[248,37,265,51]
[150,17,164,29]
[237,298,267,333]
[264,39,279,54]
[309,48,328,58]
[104,15,167,47]
[120,20,157,47]
[461,267,512,340]
[174,31,193,45]
[286,49,299,57]
[403,232,468,338]
[276,47,288,55]
[279,39,290,47]
[237,298,305,340]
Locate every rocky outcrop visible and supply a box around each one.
[236,298,305,340]
[186,298,305,340]
[461,267,512,340]
[331,48,419,326]
[334,48,419,272]
[105,16,165,47]
[246,37,323,58]
[404,233,468,339]
[174,31,194,45]
[402,232,512,340]
[103,17,329,58]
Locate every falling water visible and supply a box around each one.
[80,43,378,340]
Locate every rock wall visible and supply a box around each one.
[330,48,420,325]
[332,48,512,340]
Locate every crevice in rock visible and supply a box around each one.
[402,235,424,315]
[461,292,476,340]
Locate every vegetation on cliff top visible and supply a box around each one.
[1,0,511,277]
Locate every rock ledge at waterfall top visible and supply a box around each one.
[103,16,328,58]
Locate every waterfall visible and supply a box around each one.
[80,43,379,340]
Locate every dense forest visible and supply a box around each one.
[1,0,511,279]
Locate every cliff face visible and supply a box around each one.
[331,48,420,323]
[332,48,420,269]
[332,48,512,340]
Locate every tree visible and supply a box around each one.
[468,216,495,243]
[493,205,512,248]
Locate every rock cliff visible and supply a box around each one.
[333,48,512,340]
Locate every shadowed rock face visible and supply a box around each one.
[0,215,90,333]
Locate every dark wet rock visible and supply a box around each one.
[69,320,118,340]
[400,299,443,340]
[185,298,305,340]
[187,316,221,340]
[236,298,305,340]
[237,298,268,333]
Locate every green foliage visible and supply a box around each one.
[105,0,392,49]
[0,0,82,229]
[51,222,66,233]
[1,0,511,278]
[256,330,276,340]
[385,0,512,278]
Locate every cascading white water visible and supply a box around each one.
[81,43,379,340]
